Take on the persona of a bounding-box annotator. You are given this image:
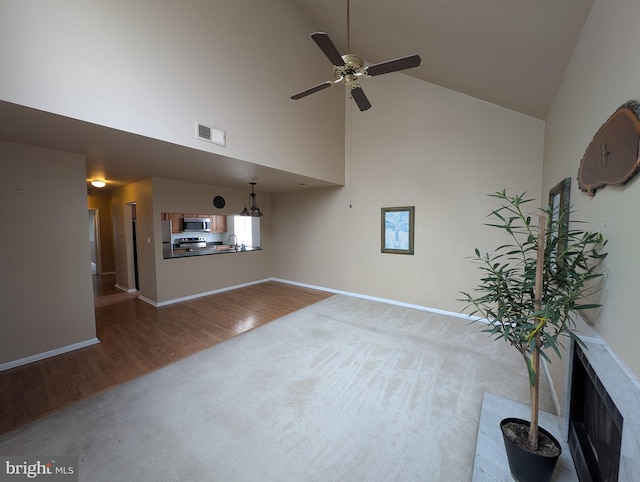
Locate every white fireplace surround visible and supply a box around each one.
[473,322,640,481]
[563,335,640,481]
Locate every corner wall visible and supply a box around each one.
[111,179,154,297]
[272,73,544,313]
[0,141,97,365]
[150,178,272,303]
[87,192,116,274]
[543,0,640,407]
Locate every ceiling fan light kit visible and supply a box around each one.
[290,1,421,112]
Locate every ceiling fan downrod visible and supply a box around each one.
[289,0,421,112]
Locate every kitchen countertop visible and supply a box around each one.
[166,246,261,259]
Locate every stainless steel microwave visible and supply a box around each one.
[182,217,211,232]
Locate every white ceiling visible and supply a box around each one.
[1,0,594,194]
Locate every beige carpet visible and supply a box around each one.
[0,295,555,481]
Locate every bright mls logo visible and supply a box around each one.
[0,457,78,481]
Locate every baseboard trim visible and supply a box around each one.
[270,278,480,321]
[141,276,480,320]
[115,283,137,294]
[143,278,273,307]
[0,337,100,372]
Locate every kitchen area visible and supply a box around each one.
[161,213,261,259]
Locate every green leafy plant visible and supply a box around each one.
[459,190,607,451]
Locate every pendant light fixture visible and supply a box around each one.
[240,182,263,217]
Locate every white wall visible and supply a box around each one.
[0,141,97,365]
[272,73,545,312]
[543,0,640,400]
[0,0,345,184]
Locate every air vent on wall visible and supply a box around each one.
[196,121,226,147]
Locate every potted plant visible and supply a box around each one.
[459,190,607,482]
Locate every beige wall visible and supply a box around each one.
[543,0,640,405]
[0,0,344,367]
[4,0,637,405]
[0,0,345,184]
[0,141,97,365]
[272,73,545,312]
[111,179,154,297]
[151,178,272,303]
[87,192,116,274]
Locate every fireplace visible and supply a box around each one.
[569,342,623,481]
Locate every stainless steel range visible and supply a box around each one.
[178,237,207,250]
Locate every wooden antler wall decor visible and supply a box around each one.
[578,100,640,196]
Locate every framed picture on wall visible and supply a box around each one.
[381,206,415,255]
[548,178,571,271]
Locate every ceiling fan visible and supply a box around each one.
[290,1,421,111]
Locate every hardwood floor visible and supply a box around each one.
[0,275,333,435]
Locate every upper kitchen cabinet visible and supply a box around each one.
[161,213,182,233]
[196,214,226,233]
[210,215,227,233]
[160,213,227,233]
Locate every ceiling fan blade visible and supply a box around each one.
[350,85,371,111]
[365,54,422,76]
[291,81,334,100]
[311,32,345,66]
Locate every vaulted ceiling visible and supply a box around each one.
[291,0,594,120]
[1,0,594,193]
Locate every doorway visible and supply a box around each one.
[88,208,102,275]
[131,203,139,290]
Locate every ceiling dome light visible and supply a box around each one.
[91,180,106,188]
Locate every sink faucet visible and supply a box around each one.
[228,234,238,249]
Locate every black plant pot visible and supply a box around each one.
[500,417,561,482]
